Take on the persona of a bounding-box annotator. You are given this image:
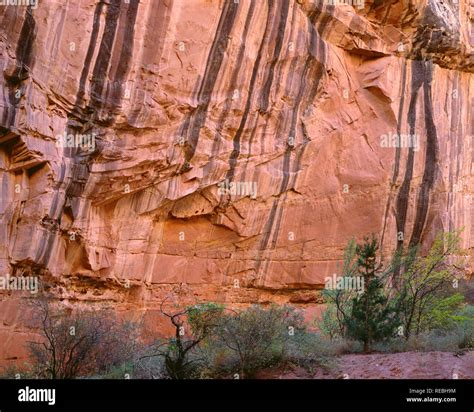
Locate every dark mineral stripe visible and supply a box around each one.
[52,1,104,221]
[269,149,292,245]
[183,0,240,162]
[409,61,438,246]
[379,60,407,252]
[242,3,300,178]
[277,12,324,201]
[129,0,173,124]
[105,0,140,116]
[392,61,408,184]
[244,1,295,278]
[37,1,123,265]
[288,9,322,144]
[259,0,290,113]
[2,6,36,128]
[256,5,328,283]
[208,0,256,168]
[12,7,36,80]
[289,28,326,190]
[73,2,104,112]
[395,60,424,253]
[266,1,299,117]
[224,1,275,183]
[89,0,122,112]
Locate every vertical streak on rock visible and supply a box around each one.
[271,9,327,246]
[255,4,328,285]
[105,0,140,117]
[409,61,438,246]
[225,1,275,183]
[129,0,173,125]
[379,60,407,253]
[2,6,36,129]
[241,1,300,179]
[288,8,327,192]
[395,60,424,255]
[392,62,408,185]
[89,0,122,114]
[49,2,68,62]
[219,1,289,295]
[67,0,138,197]
[37,0,126,266]
[207,0,257,179]
[453,73,462,195]
[182,0,240,163]
[267,1,300,120]
[74,2,104,113]
[447,72,461,232]
[259,0,290,113]
[48,2,104,219]
[394,59,439,255]
[66,0,123,201]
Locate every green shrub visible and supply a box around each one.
[395,231,465,339]
[424,294,466,332]
[318,304,343,340]
[452,304,474,349]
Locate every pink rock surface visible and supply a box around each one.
[0,0,472,365]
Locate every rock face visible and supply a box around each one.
[0,0,472,365]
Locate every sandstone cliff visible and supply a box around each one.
[0,0,472,364]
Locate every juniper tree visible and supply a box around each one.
[344,236,400,352]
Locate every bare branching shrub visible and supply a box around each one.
[144,301,223,379]
[28,297,139,379]
[213,305,304,378]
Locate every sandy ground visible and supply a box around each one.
[259,351,474,379]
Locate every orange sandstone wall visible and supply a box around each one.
[0,0,472,365]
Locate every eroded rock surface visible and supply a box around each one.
[0,0,472,365]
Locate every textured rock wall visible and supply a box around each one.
[0,0,472,364]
